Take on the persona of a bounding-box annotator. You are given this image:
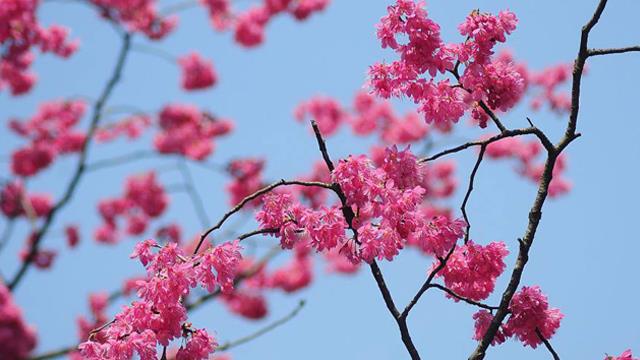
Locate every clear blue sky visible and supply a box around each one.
[1,1,639,359]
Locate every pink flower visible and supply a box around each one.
[175,329,217,360]
[65,225,80,248]
[294,96,347,136]
[179,52,217,91]
[0,281,38,358]
[438,241,509,301]
[606,350,639,360]
[269,252,313,292]
[234,6,269,47]
[154,104,232,160]
[472,310,507,345]
[504,286,563,348]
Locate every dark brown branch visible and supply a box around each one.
[8,32,133,291]
[427,284,499,310]
[217,299,306,352]
[477,101,507,133]
[193,180,334,254]
[420,127,554,163]
[468,1,609,358]
[588,45,640,57]
[401,245,456,319]
[461,145,486,243]
[237,228,279,241]
[536,328,561,360]
[309,120,421,360]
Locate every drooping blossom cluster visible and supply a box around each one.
[486,137,571,197]
[96,115,152,143]
[200,0,330,48]
[295,91,431,142]
[0,180,52,219]
[94,172,168,243]
[529,63,573,113]
[78,238,242,359]
[222,243,315,320]
[473,286,563,348]
[436,241,509,301]
[179,52,218,91]
[0,281,37,359]
[0,0,78,95]
[369,1,527,128]
[9,100,87,177]
[154,104,233,161]
[90,0,176,39]
[256,146,465,264]
[226,158,265,206]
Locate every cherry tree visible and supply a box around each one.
[0,0,638,359]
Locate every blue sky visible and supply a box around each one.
[1,1,639,359]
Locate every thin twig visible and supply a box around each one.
[461,145,486,243]
[427,284,499,310]
[588,45,640,57]
[420,127,554,163]
[217,299,306,352]
[193,179,333,254]
[8,32,133,291]
[536,328,561,360]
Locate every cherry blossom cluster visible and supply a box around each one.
[529,63,573,113]
[221,244,315,320]
[199,0,330,48]
[0,180,52,219]
[226,158,265,206]
[95,172,168,243]
[294,91,430,141]
[486,137,571,197]
[256,146,464,264]
[155,104,234,161]
[473,286,563,348]
[0,0,78,95]
[0,281,37,359]
[437,241,509,301]
[89,0,176,39]
[369,0,526,128]
[178,52,218,91]
[9,100,87,177]
[79,238,243,359]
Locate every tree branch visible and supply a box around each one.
[468,1,611,358]
[309,119,421,360]
[8,32,133,291]
[419,127,554,164]
[461,145,486,243]
[588,45,640,57]
[193,179,334,254]
[536,328,561,360]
